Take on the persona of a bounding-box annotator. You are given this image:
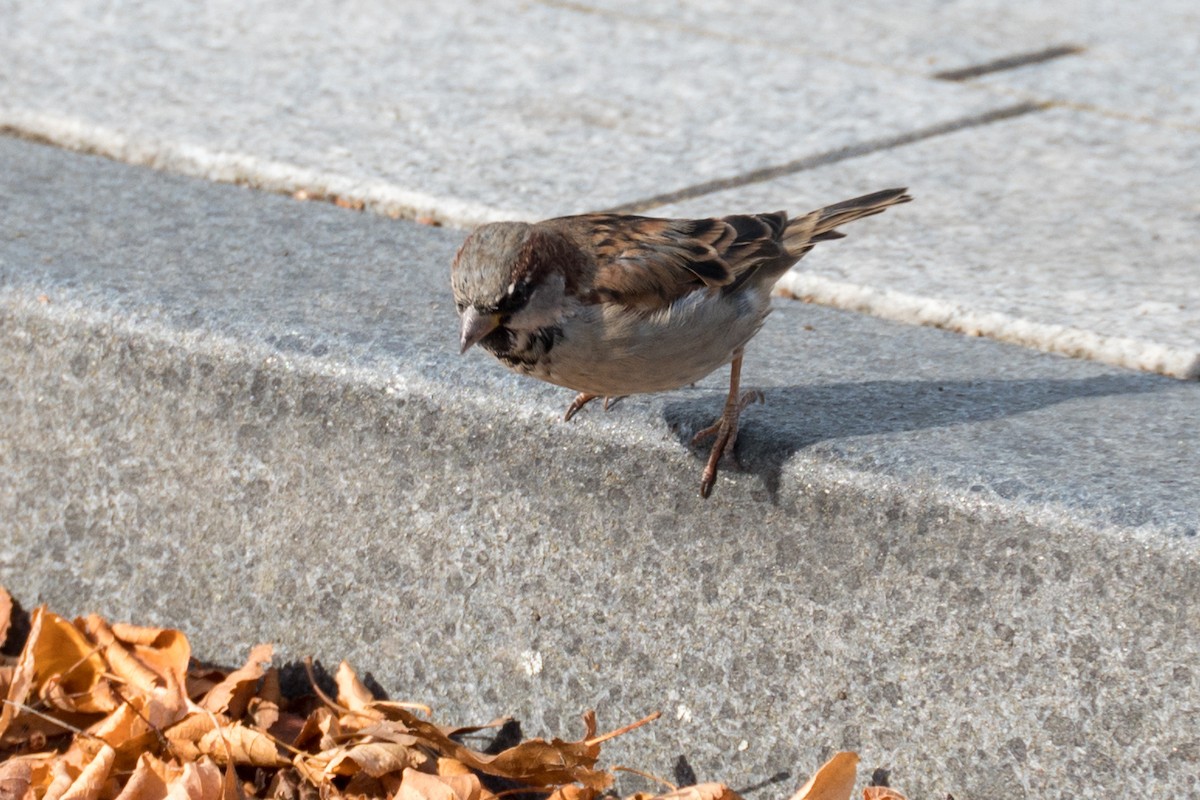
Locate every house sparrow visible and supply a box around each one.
[452,188,911,497]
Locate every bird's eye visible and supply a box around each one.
[499,281,532,313]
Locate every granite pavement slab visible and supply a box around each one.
[572,0,1198,127]
[0,0,1008,224]
[976,2,1200,127]
[569,0,1081,75]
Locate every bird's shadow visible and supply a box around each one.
[662,373,1170,501]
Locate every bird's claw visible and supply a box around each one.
[564,393,627,421]
[694,389,763,498]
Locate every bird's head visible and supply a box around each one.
[451,221,575,354]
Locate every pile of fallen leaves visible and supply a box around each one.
[0,587,904,800]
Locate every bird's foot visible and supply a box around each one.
[692,389,763,498]
[563,393,627,421]
[564,392,598,421]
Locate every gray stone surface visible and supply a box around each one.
[3,137,1200,799]
[654,107,1200,379]
[574,0,1199,126]
[0,0,1007,224]
[573,0,1082,73]
[978,3,1200,127]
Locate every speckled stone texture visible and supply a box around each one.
[973,2,1200,127]
[577,0,1198,124]
[0,0,1007,223]
[2,138,1200,799]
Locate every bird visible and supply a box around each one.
[451,188,911,497]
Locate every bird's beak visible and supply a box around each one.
[459,307,501,354]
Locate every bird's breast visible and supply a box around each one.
[526,288,773,396]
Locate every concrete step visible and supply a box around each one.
[3,136,1200,798]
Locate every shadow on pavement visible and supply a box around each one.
[662,372,1172,501]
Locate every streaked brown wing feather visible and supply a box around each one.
[544,212,794,310]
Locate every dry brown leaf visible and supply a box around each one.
[71,621,184,737]
[333,662,376,715]
[42,674,120,716]
[322,740,427,778]
[41,758,76,800]
[163,758,223,800]
[395,768,481,800]
[4,608,112,733]
[220,760,242,800]
[434,758,471,777]
[165,713,230,763]
[545,785,599,800]
[80,618,189,729]
[653,784,740,800]
[112,754,173,800]
[56,743,115,800]
[0,586,12,648]
[349,722,421,747]
[0,628,35,742]
[0,712,84,752]
[291,707,341,752]
[122,628,192,696]
[862,788,906,800]
[0,758,35,800]
[259,669,282,708]
[19,755,60,795]
[197,722,288,768]
[81,616,164,695]
[185,670,230,704]
[263,769,303,800]
[289,711,326,752]
[289,754,327,791]
[109,624,170,647]
[263,710,308,750]
[344,772,386,799]
[789,753,859,800]
[167,713,228,743]
[248,698,280,734]
[376,708,609,790]
[99,696,192,768]
[94,699,160,758]
[200,645,273,718]
[471,710,608,790]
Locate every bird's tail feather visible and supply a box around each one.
[782,187,911,259]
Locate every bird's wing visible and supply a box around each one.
[545,212,794,311]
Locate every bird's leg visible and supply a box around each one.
[691,352,763,498]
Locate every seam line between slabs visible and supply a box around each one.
[932,45,1086,81]
[603,101,1048,214]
